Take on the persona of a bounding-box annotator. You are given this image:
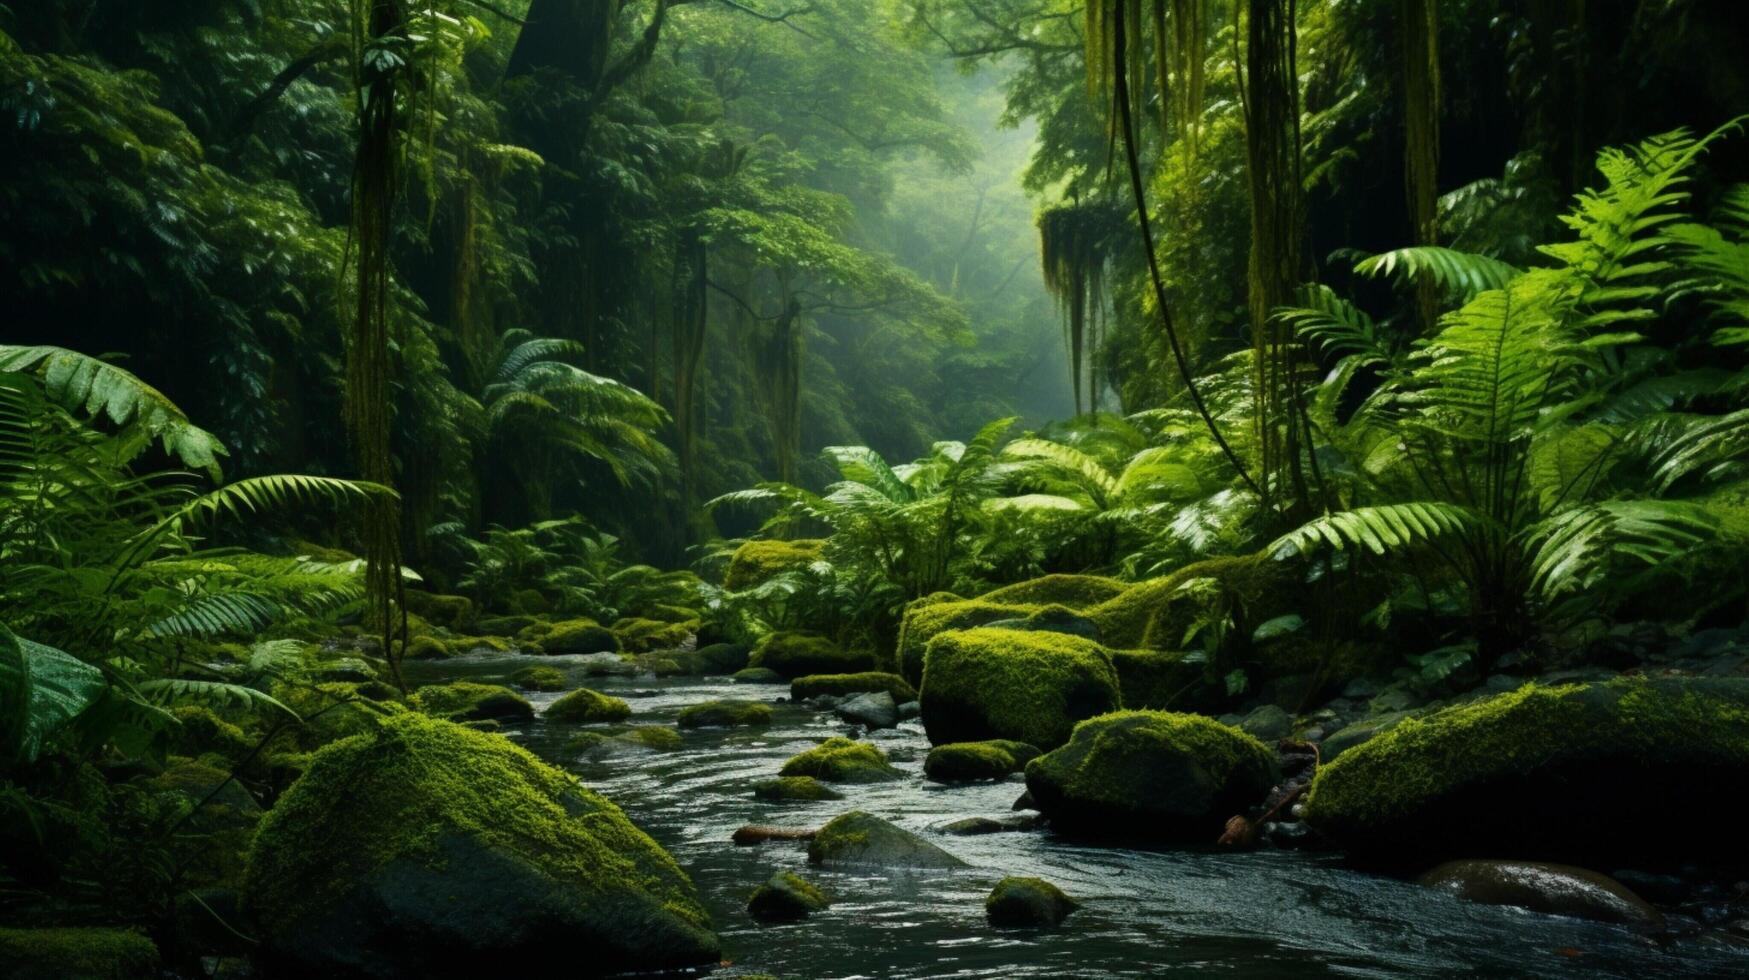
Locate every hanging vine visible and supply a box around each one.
[1085,0,1265,500]
[345,0,408,686]
[1401,0,1442,331]
[1038,201,1122,416]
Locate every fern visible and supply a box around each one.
[1269,502,1478,559]
[136,677,298,720]
[1354,246,1519,301]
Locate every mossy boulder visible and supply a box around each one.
[779,736,903,783]
[541,619,620,655]
[509,588,552,614]
[410,682,533,723]
[747,870,830,922]
[733,667,787,685]
[981,573,1130,608]
[749,631,873,678]
[677,699,774,728]
[985,876,1079,927]
[478,614,539,635]
[808,810,967,868]
[403,590,475,630]
[272,681,406,751]
[405,634,455,661]
[244,714,719,977]
[545,688,633,724]
[447,635,513,657]
[752,776,844,802]
[791,671,917,703]
[613,617,696,654]
[919,627,1121,750]
[510,665,567,692]
[683,642,753,675]
[620,725,684,750]
[1302,678,1749,865]
[924,740,1041,783]
[724,538,825,590]
[0,927,159,980]
[896,599,1029,685]
[1024,711,1277,839]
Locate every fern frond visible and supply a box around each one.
[1355,247,1519,300]
[1523,500,1716,601]
[137,677,298,720]
[1269,502,1480,559]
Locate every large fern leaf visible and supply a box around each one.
[1269,502,1479,559]
[1355,247,1520,300]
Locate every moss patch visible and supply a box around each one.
[985,876,1079,927]
[542,619,620,655]
[1303,677,1749,864]
[613,617,696,654]
[0,927,159,980]
[791,672,917,703]
[410,682,533,723]
[1024,710,1277,839]
[749,632,873,678]
[896,599,1030,685]
[511,665,568,692]
[167,705,252,761]
[924,740,1040,783]
[807,809,966,868]
[733,667,787,685]
[981,574,1128,608]
[748,870,830,921]
[724,538,825,591]
[405,634,454,661]
[545,688,633,724]
[244,714,718,973]
[779,736,902,783]
[676,699,773,728]
[752,776,844,802]
[920,627,1121,750]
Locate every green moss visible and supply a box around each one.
[446,634,513,657]
[807,809,967,868]
[1302,678,1749,862]
[404,591,475,630]
[545,688,633,724]
[724,538,825,591]
[167,705,252,761]
[981,574,1129,608]
[405,634,453,660]
[790,672,917,702]
[273,681,407,751]
[920,627,1121,750]
[924,740,1040,783]
[896,599,1032,685]
[644,602,703,624]
[410,681,534,722]
[542,619,620,655]
[733,667,787,685]
[511,665,568,692]
[779,736,903,783]
[747,870,830,921]
[244,714,717,961]
[677,699,774,728]
[985,876,1079,927]
[621,725,683,750]
[749,631,873,678]
[0,927,159,980]
[752,776,844,801]
[1024,710,1277,838]
[613,617,696,654]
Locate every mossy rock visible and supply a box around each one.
[981,574,1130,609]
[478,614,539,636]
[779,736,902,783]
[613,617,696,654]
[410,682,534,723]
[244,714,719,976]
[1024,711,1277,839]
[683,642,753,675]
[677,699,774,728]
[896,599,1030,686]
[924,740,1040,783]
[748,870,830,922]
[985,876,1079,927]
[807,810,967,868]
[733,667,787,685]
[545,688,633,724]
[638,656,689,677]
[749,631,873,678]
[752,776,844,802]
[643,602,703,624]
[1107,649,1213,711]
[167,705,252,761]
[510,665,568,692]
[620,725,683,751]
[542,619,621,655]
[404,590,475,630]
[510,588,553,614]
[405,634,454,661]
[1302,678,1749,865]
[791,671,917,703]
[447,635,514,657]
[0,927,159,980]
[724,538,825,591]
[919,627,1121,750]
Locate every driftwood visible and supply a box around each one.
[1216,738,1319,849]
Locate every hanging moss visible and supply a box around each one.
[1038,202,1124,415]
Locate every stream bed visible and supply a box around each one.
[407,653,1749,979]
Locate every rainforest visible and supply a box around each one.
[4,1,1749,977]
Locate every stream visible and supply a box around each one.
[406,652,1749,979]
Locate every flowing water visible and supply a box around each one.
[407,653,1749,979]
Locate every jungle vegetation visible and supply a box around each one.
[3,0,1749,975]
